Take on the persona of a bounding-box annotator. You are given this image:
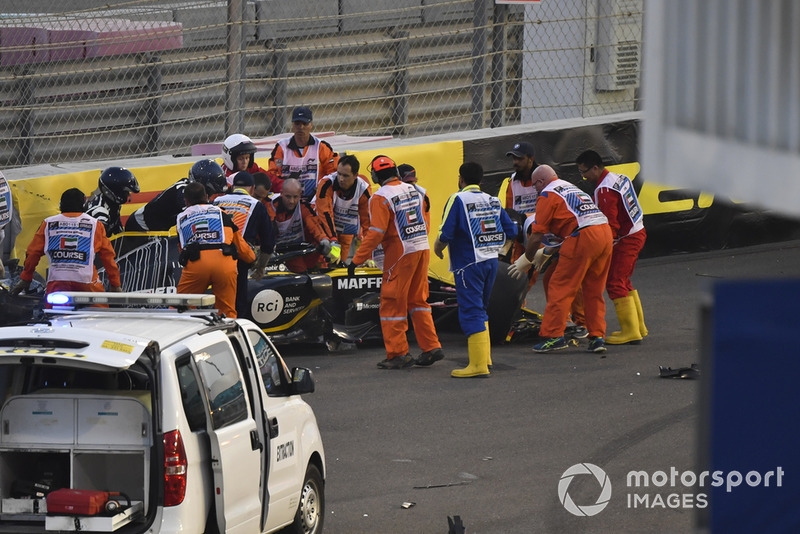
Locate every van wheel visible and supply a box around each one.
[286,464,324,534]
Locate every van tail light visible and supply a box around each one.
[163,430,188,506]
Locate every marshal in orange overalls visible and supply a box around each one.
[176,206,255,319]
[352,176,441,360]
[528,184,612,339]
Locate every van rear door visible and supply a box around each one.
[183,331,262,534]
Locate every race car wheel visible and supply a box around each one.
[286,464,324,534]
[487,261,528,344]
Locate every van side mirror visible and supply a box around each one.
[291,367,315,395]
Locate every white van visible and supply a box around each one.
[0,292,325,533]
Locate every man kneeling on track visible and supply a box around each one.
[272,178,340,273]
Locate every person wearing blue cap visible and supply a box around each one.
[501,141,543,312]
[268,106,339,200]
[502,141,539,249]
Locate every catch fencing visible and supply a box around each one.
[0,0,643,168]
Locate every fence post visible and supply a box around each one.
[391,29,410,136]
[269,43,288,135]
[225,0,245,136]
[471,0,488,130]
[490,3,507,128]
[142,54,163,155]
[16,68,35,167]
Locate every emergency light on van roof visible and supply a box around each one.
[47,292,216,308]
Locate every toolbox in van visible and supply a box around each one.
[46,489,113,516]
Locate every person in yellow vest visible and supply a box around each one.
[502,142,539,261]
[13,188,122,303]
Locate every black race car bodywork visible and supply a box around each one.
[7,236,529,346]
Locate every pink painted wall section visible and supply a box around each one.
[43,27,98,61]
[0,27,49,66]
[0,19,183,65]
[90,20,183,57]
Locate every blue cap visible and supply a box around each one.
[292,106,313,123]
[232,171,254,187]
[506,141,535,158]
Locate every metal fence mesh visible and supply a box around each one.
[0,0,643,169]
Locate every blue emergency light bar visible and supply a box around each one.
[46,292,216,308]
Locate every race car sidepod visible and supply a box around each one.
[243,264,385,345]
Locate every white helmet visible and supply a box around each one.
[222,134,257,171]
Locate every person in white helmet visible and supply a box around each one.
[221,133,268,187]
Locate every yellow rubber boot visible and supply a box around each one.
[452,329,491,378]
[630,289,648,337]
[484,321,492,368]
[606,296,643,345]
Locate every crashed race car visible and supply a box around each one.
[2,232,558,348]
[100,236,530,348]
[1,232,532,347]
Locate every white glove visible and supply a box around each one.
[508,254,533,280]
[532,248,552,271]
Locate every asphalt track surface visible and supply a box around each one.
[280,240,800,534]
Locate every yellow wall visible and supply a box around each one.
[11,142,464,281]
[12,143,712,281]
[11,162,195,274]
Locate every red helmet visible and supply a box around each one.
[369,155,398,185]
